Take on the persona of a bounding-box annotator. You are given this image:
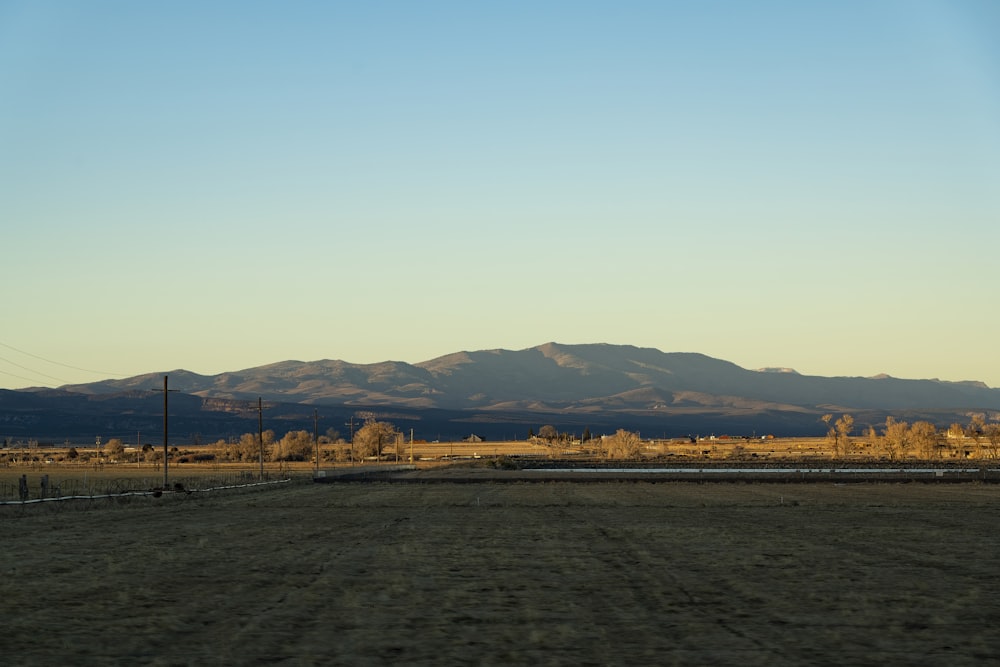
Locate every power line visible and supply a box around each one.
[0,354,71,384]
[0,368,46,385]
[0,341,128,377]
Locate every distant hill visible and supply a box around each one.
[58,342,1000,411]
[4,342,998,441]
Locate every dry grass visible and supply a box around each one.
[3,480,999,665]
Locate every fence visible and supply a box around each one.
[0,472,292,506]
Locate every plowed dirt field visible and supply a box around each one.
[3,480,999,665]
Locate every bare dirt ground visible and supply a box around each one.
[3,480,999,666]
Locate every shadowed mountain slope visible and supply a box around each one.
[6,343,998,441]
[55,342,999,412]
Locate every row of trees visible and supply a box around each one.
[533,413,1000,461]
[26,412,1000,465]
[72,417,404,465]
[825,413,1000,461]
[211,417,403,463]
[533,425,641,459]
[532,424,594,444]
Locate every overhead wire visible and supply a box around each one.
[0,340,128,378]
[0,354,71,384]
[0,340,130,387]
[0,367,47,385]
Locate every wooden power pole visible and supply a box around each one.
[313,408,319,474]
[163,376,169,488]
[161,376,177,488]
[257,397,264,480]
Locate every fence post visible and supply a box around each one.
[40,474,49,499]
[19,474,28,501]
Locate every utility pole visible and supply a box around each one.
[161,376,177,488]
[346,416,357,465]
[257,397,264,480]
[410,428,414,463]
[313,408,319,474]
[164,376,169,487]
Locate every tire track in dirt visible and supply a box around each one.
[6,481,1000,665]
[554,497,796,666]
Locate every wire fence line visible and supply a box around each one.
[0,475,293,506]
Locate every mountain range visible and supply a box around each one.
[3,342,997,442]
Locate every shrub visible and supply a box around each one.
[493,456,519,470]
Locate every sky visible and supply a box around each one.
[2,1,999,390]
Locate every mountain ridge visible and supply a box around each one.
[51,342,998,411]
[5,342,998,441]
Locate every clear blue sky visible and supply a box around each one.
[2,1,999,389]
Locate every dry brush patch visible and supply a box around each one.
[2,482,999,665]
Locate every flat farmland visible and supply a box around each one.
[3,481,999,665]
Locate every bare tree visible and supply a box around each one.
[864,425,880,459]
[882,417,909,461]
[967,413,986,457]
[538,425,558,442]
[353,419,397,460]
[235,430,274,462]
[545,436,564,459]
[909,421,939,460]
[105,438,125,462]
[983,423,1000,460]
[835,414,854,457]
[274,430,313,461]
[821,414,838,457]
[602,429,642,459]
